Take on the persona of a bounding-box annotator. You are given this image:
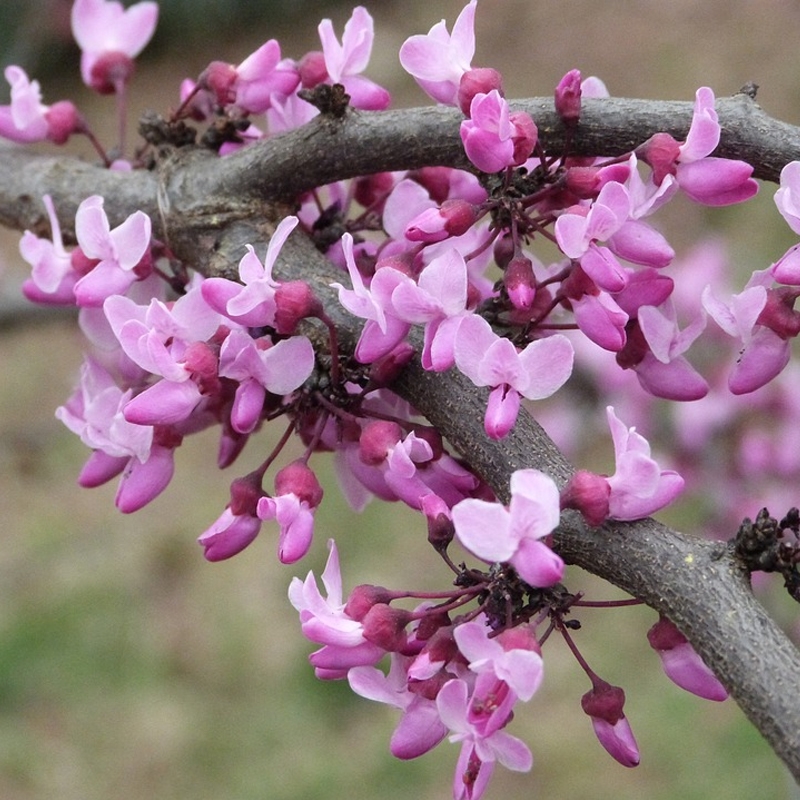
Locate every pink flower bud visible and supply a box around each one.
[298,50,328,88]
[505,255,536,310]
[555,69,582,126]
[344,584,393,620]
[509,111,538,164]
[87,52,135,95]
[581,679,640,767]
[229,472,267,517]
[44,101,82,145]
[198,60,238,105]
[362,603,412,651]
[560,469,611,526]
[359,420,402,465]
[274,460,323,508]
[457,67,504,116]
[354,172,395,210]
[368,342,415,386]
[647,616,728,701]
[638,132,681,185]
[421,493,455,552]
[274,280,322,334]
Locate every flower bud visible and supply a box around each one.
[458,67,504,116]
[344,584,393,621]
[362,603,412,651]
[274,460,323,508]
[359,420,402,465]
[581,679,640,767]
[505,254,536,311]
[555,69,582,126]
[297,50,327,88]
[198,60,237,106]
[560,469,611,527]
[637,132,681,185]
[647,615,728,701]
[274,280,322,334]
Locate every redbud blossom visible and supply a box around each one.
[554,69,582,126]
[71,0,158,94]
[647,616,728,701]
[581,679,640,767]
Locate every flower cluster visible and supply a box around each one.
[11,0,791,797]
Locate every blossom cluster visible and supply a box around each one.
[13,0,799,797]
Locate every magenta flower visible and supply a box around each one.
[72,195,152,307]
[460,91,537,173]
[317,6,390,110]
[437,678,532,800]
[257,461,324,564]
[453,618,544,701]
[198,508,262,562]
[647,616,728,701]
[348,655,448,759]
[0,66,81,145]
[288,539,384,679]
[605,406,684,520]
[454,314,573,439]
[331,233,411,363]
[399,1,477,106]
[197,40,299,115]
[451,468,564,587]
[71,0,159,93]
[20,195,78,305]
[775,161,800,235]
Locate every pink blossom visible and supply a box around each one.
[391,248,470,371]
[454,314,573,439]
[647,616,728,701]
[460,91,537,173]
[0,66,81,145]
[71,0,158,93]
[257,461,323,564]
[399,1,476,106]
[198,41,299,114]
[331,233,411,363]
[20,195,78,305]
[202,215,299,327]
[451,469,564,587]
[453,618,543,701]
[72,195,152,307]
[288,539,384,679]
[316,6,390,110]
[348,656,447,759]
[437,678,532,800]
[775,161,800,235]
[198,507,262,562]
[605,406,684,520]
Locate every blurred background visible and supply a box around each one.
[1,1,799,798]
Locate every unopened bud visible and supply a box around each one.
[560,469,611,527]
[458,67,504,116]
[362,603,412,651]
[274,460,323,507]
[345,584,393,620]
[554,69,582,126]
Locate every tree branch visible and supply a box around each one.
[0,94,799,779]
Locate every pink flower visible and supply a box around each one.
[647,616,728,701]
[348,655,447,759]
[257,461,323,564]
[775,161,800,235]
[72,195,152,307]
[0,66,81,145]
[437,678,533,800]
[460,91,537,173]
[454,314,573,439]
[20,195,78,305]
[453,618,543,701]
[198,507,262,562]
[317,6,390,110]
[399,1,477,106]
[451,468,564,587]
[331,233,411,363]
[198,40,299,114]
[288,539,384,679]
[71,0,159,93]
[605,406,684,520]
[202,215,299,327]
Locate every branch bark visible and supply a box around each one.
[1,93,799,779]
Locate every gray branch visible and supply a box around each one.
[0,94,798,780]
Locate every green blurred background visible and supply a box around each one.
[1,1,799,798]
